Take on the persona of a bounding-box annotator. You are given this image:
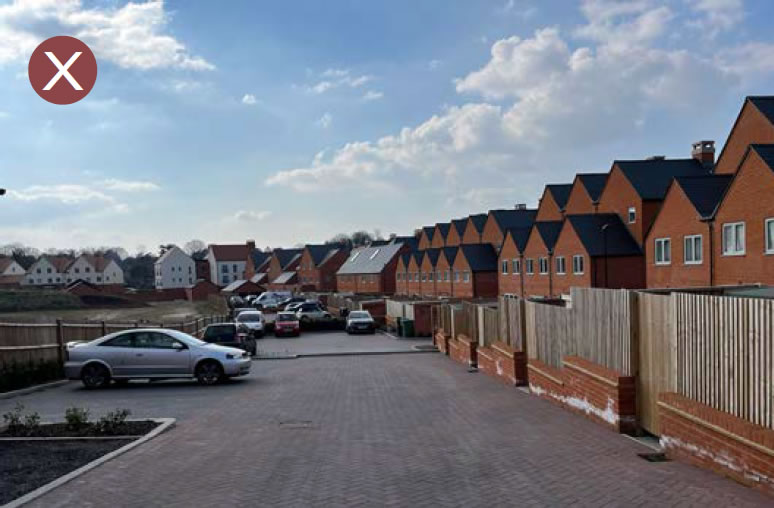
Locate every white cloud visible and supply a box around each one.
[232,210,272,222]
[363,90,384,101]
[0,0,213,70]
[686,0,744,36]
[242,93,257,105]
[716,42,774,77]
[574,0,674,49]
[428,59,442,70]
[316,112,333,129]
[8,184,128,213]
[100,179,160,192]
[306,69,373,94]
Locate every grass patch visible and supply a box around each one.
[0,290,83,313]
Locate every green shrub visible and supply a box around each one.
[2,403,41,436]
[0,289,84,312]
[64,407,90,430]
[96,409,132,435]
[0,359,63,393]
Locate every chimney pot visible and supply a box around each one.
[514,203,527,210]
[647,155,666,161]
[246,240,256,251]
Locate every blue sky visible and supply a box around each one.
[1,0,773,254]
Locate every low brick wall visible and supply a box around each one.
[477,342,527,386]
[659,392,774,495]
[449,335,477,367]
[434,329,451,355]
[527,356,636,433]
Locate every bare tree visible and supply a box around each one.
[184,239,207,256]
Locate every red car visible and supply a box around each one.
[274,312,300,337]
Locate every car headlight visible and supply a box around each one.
[226,353,238,359]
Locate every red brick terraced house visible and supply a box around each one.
[435,247,458,297]
[461,213,488,244]
[481,207,537,251]
[390,235,419,251]
[244,241,270,280]
[522,221,563,299]
[597,152,711,246]
[714,96,774,175]
[431,223,451,248]
[552,214,644,297]
[563,173,608,215]
[645,175,733,289]
[497,227,532,297]
[267,248,303,284]
[406,250,424,296]
[336,242,406,295]
[445,218,468,247]
[417,226,435,250]
[420,248,442,297]
[266,271,299,291]
[297,244,350,292]
[712,144,774,286]
[535,184,573,222]
[450,244,499,299]
[395,252,412,295]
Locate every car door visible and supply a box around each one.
[95,332,134,376]
[125,331,191,377]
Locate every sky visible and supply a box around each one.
[1,0,774,255]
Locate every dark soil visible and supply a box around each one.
[0,420,158,438]
[0,440,129,504]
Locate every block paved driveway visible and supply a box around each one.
[3,336,770,507]
[255,329,431,357]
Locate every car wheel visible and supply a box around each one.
[81,363,110,389]
[195,361,224,386]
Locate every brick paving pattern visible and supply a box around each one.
[255,330,430,357]
[1,345,769,507]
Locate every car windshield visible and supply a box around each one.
[349,312,371,319]
[277,313,298,321]
[237,314,262,322]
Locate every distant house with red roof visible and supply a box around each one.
[206,244,249,286]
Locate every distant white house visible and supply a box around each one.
[65,255,125,286]
[21,255,73,286]
[155,246,195,289]
[0,257,24,277]
[206,244,248,286]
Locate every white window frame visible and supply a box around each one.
[628,207,636,224]
[765,218,774,254]
[512,258,520,275]
[526,259,534,275]
[538,257,548,275]
[721,222,745,256]
[463,270,470,283]
[572,255,584,275]
[655,238,671,265]
[501,260,509,274]
[555,256,566,275]
[683,235,703,265]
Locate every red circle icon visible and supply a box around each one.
[28,36,98,105]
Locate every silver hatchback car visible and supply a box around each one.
[65,328,252,388]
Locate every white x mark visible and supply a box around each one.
[42,51,83,91]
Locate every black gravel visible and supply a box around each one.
[0,440,130,504]
[0,420,158,438]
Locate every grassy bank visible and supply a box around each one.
[0,290,83,314]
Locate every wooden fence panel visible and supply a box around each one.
[0,323,60,368]
[637,292,675,435]
[480,307,499,347]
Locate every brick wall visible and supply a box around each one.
[481,215,504,250]
[421,257,437,297]
[522,230,553,298]
[713,150,774,286]
[552,223,592,296]
[449,335,477,367]
[431,227,446,248]
[527,356,636,433]
[498,237,523,296]
[407,256,422,296]
[591,256,645,290]
[564,183,596,215]
[477,342,527,385]
[646,184,712,288]
[435,252,454,297]
[598,166,645,245]
[659,392,774,495]
[446,226,462,247]
[418,231,432,250]
[715,101,774,175]
[434,328,450,355]
[536,191,563,221]
[473,271,499,298]
[461,219,482,244]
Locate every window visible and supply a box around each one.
[463,270,470,282]
[454,270,460,282]
[655,238,671,265]
[512,258,520,275]
[539,257,548,274]
[85,267,91,273]
[526,259,534,275]
[684,235,702,264]
[100,334,134,348]
[573,255,584,274]
[555,256,566,275]
[36,268,41,274]
[722,222,745,255]
[429,271,434,282]
[767,218,774,254]
[421,272,426,282]
[444,270,449,281]
[221,264,228,273]
[232,264,237,272]
[47,268,52,273]
[501,260,508,274]
[436,270,441,280]
[628,207,636,223]
[222,275,229,284]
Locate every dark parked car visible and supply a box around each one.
[346,310,376,334]
[202,323,256,356]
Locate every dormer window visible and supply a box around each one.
[628,207,636,224]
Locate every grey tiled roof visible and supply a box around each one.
[566,214,641,257]
[674,175,733,218]
[575,173,608,202]
[615,158,708,200]
[546,184,573,209]
[336,243,404,275]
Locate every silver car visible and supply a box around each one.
[65,328,252,388]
